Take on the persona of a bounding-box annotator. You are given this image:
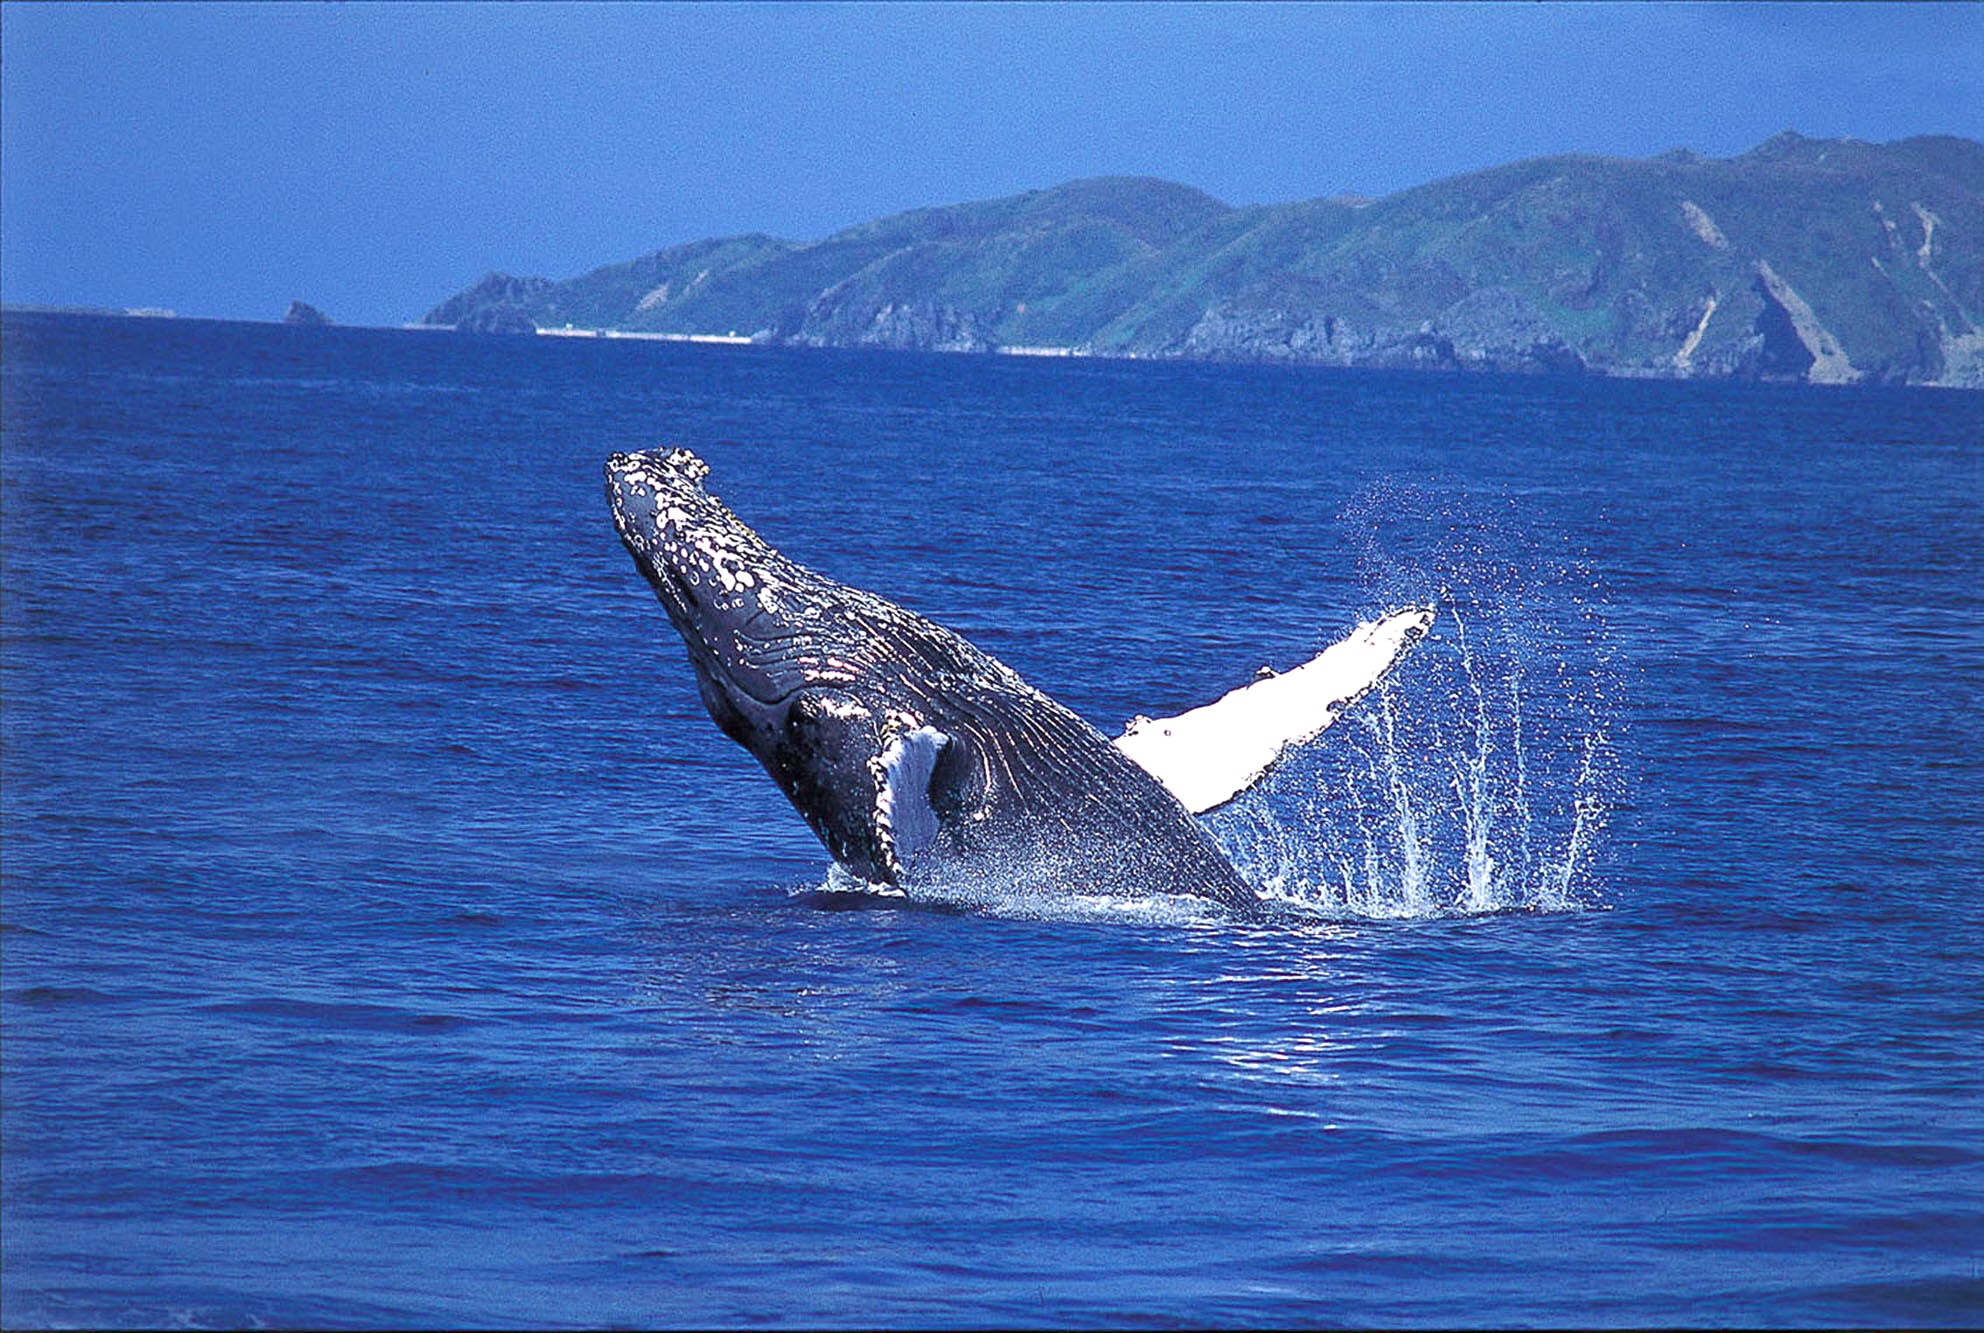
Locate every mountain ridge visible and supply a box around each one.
[424,134,1984,387]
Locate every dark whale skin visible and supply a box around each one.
[606,448,1258,914]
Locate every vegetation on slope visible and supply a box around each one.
[424,134,1984,387]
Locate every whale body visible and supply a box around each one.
[606,448,1431,914]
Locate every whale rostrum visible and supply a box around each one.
[606,448,1432,914]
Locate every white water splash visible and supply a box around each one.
[1208,491,1623,921]
[807,859,1227,927]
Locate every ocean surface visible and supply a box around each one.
[2,311,1980,1328]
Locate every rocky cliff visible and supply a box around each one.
[424,134,1984,387]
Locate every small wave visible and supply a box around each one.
[200,997,472,1032]
[446,910,504,927]
[1801,1275,1984,1327]
[8,985,114,1006]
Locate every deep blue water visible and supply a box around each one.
[3,311,1981,1328]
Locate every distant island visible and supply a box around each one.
[4,304,177,319]
[424,132,1984,388]
[284,300,331,327]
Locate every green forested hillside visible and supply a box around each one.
[424,134,1984,387]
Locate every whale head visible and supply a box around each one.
[607,448,969,882]
[605,449,827,744]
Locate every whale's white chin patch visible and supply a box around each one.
[875,726,951,875]
[1116,605,1436,815]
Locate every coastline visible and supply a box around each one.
[5,305,1978,394]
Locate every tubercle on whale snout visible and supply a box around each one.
[605,447,712,495]
[605,449,765,558]
[605,449,749,577]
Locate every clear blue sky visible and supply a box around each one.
[4,2,1978,326]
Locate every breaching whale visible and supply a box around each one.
[606,448,1432,914]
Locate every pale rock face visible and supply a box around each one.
[1680,200,1731,251]
[1753,260,1860,385]
[1912,203,1940,267]
[1675,294,1719,373]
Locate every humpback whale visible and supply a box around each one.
[606,448,1432,915]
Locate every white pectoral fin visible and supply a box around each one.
[874,725,952,874]
[1115,606,1436,815]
